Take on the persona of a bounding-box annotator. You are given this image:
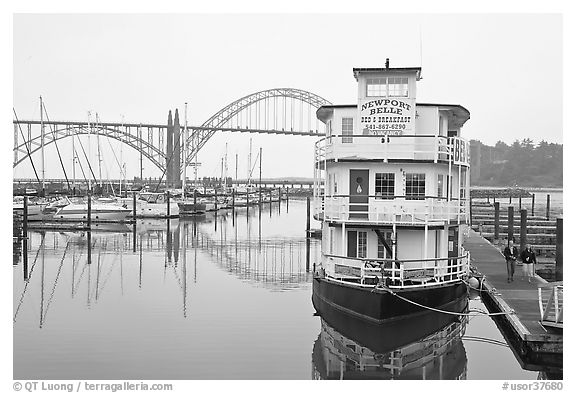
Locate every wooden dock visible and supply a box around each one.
[463,229,563,375]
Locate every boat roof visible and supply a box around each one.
[353,67,422,81]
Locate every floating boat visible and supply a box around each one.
[312,61,472,323]
[132,192,180,218]
[53,199,131,222]
[12,196,48,218]
[178,199,207,215]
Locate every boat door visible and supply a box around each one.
[347,230,357,257]
[448,226,459,279]
[349,169,369,219]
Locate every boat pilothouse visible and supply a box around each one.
[312,61,472,323]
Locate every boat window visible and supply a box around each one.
[437,174,444,198]
[388,77,409,97]
[459,168,467,200]
[341,118,354,143]
[329,227,335,254]
[375,173,395,199]
[357,231,367,258]
[366,77,408,97]
[366,77,387,97]
[406,173,426,200]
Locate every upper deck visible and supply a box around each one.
[312,64,471,227]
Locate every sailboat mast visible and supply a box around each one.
[96,113,103,188]
[248,138,252,186]
[40,96,45,193]
[87,111,92,193]
[183,103,188,197]
[72,128,76,192]
[120,115,124,197]
[224,143,228,188]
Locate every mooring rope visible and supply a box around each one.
[371,284,515,317]
[462,335,509,347]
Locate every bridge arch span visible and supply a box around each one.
[185,88,331,165]
[14,124,165,171]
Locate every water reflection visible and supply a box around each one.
[312,306,468,380]
[14,202,319,330]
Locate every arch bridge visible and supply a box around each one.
[13,88,331,178]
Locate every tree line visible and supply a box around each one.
[471,139,562,187]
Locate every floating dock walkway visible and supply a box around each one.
[463,230,562,376]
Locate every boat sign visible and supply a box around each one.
[452,137,470,166]
[358,97,416,135]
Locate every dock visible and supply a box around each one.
[463,229,562,376]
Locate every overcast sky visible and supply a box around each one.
[12,13,563,181]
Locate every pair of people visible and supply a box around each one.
[503,240,536,283]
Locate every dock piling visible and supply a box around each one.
[87,231,92,264]
[166,191,171,217]
[133,192,137,221]
[546,194,551,221]
[306,196,311,236]
[531,193,535,216]
[520,209,527,251]
[23,196,28,237]
[132,221,137,252]
[556,217,563,281]
[306,238,311,272]
[87,194,92,229]
[494,201,500,243]
[507,205,514,243]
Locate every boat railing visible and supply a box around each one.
[314,134,466,164]
[314,195,468,225]
[537,281,563,329]
[322,252,470,289]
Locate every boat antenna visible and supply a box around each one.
[419,24,423,77]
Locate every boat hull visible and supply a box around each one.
[178,202,206,215]
[54,204,131,222]
[132,202,180,218]
[312,276,468,324]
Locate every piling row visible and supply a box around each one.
[470,194,562,280]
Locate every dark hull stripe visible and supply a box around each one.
[312,277,468,323]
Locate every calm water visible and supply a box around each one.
[14,199,542,380]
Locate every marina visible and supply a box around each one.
[12,13,564,384]
[12,200,549,380]
[12,63,564,380]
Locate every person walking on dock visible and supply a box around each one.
[503,239,519,283]
[520,244,537,283]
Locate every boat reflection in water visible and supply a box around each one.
[312,300,468,380]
